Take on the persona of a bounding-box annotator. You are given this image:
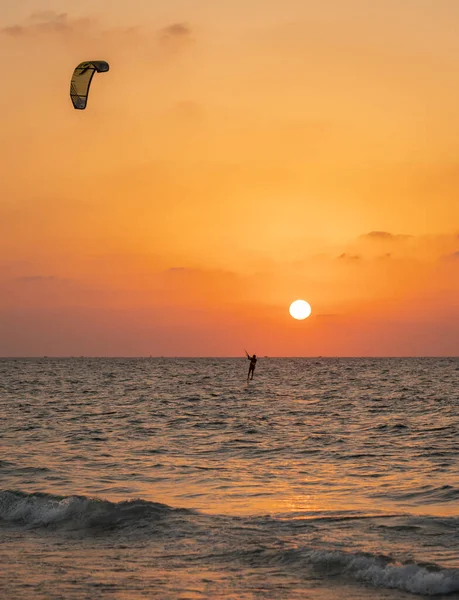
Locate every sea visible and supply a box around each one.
[1,357,459,599]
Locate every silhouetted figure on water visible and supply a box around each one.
[245,351,257,380]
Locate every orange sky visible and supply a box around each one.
[1,0,459,356]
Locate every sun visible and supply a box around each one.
[289,299,312,320]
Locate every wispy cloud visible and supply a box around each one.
[1,11,92,36]
[160,22,193,42]
[361,231,411,242]
[158,22,194,54]
[337,253,361,261]
[1,11,194,54]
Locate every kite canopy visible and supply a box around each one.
[70,61,109,110]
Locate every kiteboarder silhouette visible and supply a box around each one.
[245,350,257,381]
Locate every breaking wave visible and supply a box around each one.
[303,549,459,596]
[0,490,190,530]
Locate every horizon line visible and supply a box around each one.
[1,355,459,359]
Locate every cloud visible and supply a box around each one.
[160,22,192,40]
[159,22,194,51]
[350,232,459,265]
[1,25,23,36]
[361,231,411,241]
[337,253,361,261]
[1,11,92,36]
[1,11,191,50]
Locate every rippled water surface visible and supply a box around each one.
[1,358,459,599]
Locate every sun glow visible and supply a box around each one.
[289,300,312,320]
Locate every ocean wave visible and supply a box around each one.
[1,490,459,596]
[0,460,15,469]
[372,484,459,503]
[280,548,459,596]
[0,490,190,530]
[374,423,409,430]
[0,461,51,475]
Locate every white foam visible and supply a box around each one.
[308,549,459,595]
[0,491,92,526]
